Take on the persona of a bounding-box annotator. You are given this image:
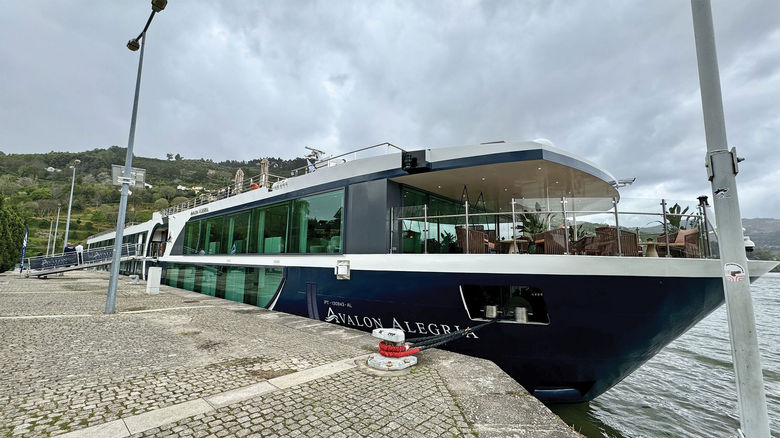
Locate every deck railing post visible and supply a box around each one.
[562,197,570,254]
[389,207,394,254]
[698,196,713,258]
[661,199,671,257]
[613,197,622,256]
[511,199,518,254]
[464,200,470,254]
[423,204,429,254]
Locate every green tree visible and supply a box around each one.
[0,195,25,272]
[90,209,106,222]
[28,187,53,201]
[171,196,189,207]
[154,198,169,211]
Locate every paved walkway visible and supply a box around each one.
[0,270,580,437]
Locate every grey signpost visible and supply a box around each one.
[105,0,166,314]
[691,1,770,436]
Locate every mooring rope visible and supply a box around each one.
[377,320,496,358]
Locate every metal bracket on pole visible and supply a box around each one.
[117,176,136,186]
[706,147,743,181]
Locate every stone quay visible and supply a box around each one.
[0,270,580,437]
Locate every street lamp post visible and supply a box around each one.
[51,204,61,256]
[105,0,167,315]
[62,159,81,251]
[45,218,53,257]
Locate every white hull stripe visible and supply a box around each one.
[162,254,777,279]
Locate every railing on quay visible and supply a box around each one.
[26,243,143,273]
[390,196,715,258]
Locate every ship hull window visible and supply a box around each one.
[461,284,550,324]
[164,263,283,308]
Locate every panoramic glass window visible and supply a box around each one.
[225,266,246,302]
[199,266,218,296]
[203,216,225,254]
[290,190,344,253]
[164,263,283,308]
[183,220,202,255]
[251,203,290,254]
[226,211,251,254]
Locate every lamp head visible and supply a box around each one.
[151,0,167,12]
[127,38,140,51]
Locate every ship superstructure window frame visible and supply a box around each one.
[180,188,344,256]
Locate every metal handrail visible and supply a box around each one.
[159,170,287,217]
[290,142,405,176]
[159,142,406,218]
[25,243,143,272]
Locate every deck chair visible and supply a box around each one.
[534,228,568,254]
[595,227,640,256]
[455,226,487,254]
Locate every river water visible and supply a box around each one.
[552,273,780,438]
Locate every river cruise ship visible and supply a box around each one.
[86,140,777,403]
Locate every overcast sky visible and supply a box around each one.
[1,1,778,217]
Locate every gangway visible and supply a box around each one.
[25,243,144,278]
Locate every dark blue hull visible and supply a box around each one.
[273,267,726,403]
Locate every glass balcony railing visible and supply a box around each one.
[390,196,717,258]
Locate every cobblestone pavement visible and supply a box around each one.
[131,367,471,438]
[0,270,580,437]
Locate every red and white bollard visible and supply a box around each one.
[367,328,418,371]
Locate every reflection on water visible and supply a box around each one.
[551,273,780,438]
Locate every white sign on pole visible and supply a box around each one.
[111,165,146,188]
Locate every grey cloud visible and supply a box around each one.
[0,0,778,216]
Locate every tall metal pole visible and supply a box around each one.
[62,164,77,251]
[106,31,146,315]
[45,218,53,257]
[691,2,769,436]
[51,205,61,256]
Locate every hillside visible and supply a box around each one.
[1,146,779,271]
[742,218,780,251]
[0,146,307,258]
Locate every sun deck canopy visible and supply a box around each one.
[392,141,619,211]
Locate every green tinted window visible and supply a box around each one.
[251,203,290,254]
[226,211,251,254]
[290,190,344,253]
[165,263,282,309]
[203,216,225,254]
[183,220,202,255]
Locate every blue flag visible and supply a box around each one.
[19,226,28,274]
